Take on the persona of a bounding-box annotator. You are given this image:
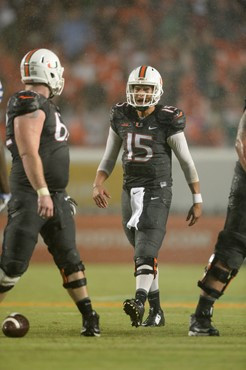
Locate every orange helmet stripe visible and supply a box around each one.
[138,65,147,78]
[24,49,39,76]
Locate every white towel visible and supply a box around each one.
[126,187,145,230]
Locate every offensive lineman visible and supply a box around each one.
[0,49,100,337]
[93,66,202,328]
[188,102,246,336]
[0,79,11,212]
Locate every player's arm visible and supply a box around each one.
[14,110,53,218]
[167,131,202,226]
[0,136,11,212]
[0,137,10,194]
[93,127,122,208]
[235,110,246,172]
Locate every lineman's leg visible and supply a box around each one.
[189,169,246,336]
[189,233,246,336]
[0,193,43,302]
[41,193,100,336]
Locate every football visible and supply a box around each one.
[2,313,30,338]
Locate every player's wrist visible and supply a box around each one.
[37,187,50,197]
[192,193,203,204]
[93,184,102,189]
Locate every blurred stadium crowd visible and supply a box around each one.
[0,0,245,147]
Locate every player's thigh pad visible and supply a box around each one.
[41,192,81,269]
[135,187,172,257]
[1,193,43,275]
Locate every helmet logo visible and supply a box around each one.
[138,65,147,78]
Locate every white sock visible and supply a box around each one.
[136,265,154,293]
[149,268,159,292]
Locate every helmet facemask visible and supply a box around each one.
[126,66,163,110]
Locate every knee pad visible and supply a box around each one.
[60,261,87,289]
[134,257,157,278]
[60,261,85,276]
[0,268,20,293]
[63,277,87,289]
[198,254,238,299]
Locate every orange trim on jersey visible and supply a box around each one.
[139,65,147,78]
[24,49,39,76]
[176,111,183,118]
[19,95,34,99]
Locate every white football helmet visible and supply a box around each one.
[126,65,163,108]
[20,48,64,97]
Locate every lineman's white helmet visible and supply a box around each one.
[126,65,163,108]
[20,48,64,97]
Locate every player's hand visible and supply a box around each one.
[0,193,11,213]
[37,194,54,219]
[93,185,111,208]
[186,203,202,226]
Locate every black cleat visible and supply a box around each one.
[123,298,145,327]
[142,307,165,327]
[81,310,100,337]
[188,313,220,336]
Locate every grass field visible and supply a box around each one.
[0,263,245,370]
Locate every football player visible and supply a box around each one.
[0,79,11,212]
[93,66,202,328]
[188,102,246,336]
[0,49,100,337]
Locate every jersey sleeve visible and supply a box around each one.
[109,105,117,133]
[109,103,127,134]
[159,105,186,138]
[168,108,186,137]
[8,90,41,116]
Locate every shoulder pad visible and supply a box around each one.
[158,105,186,130]
[9,90,41,116]
[110,102,132,121]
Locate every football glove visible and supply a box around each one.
[0,193,11,213]
[65,196,78,216]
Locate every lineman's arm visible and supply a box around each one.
[93,127,122,208]
[235,110,246,172]
[14,110,53,218]
[167,132,202,226]
[0,136,11,212]
[0,137,10,194]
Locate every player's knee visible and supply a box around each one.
[0,267,20,293]
[60,261,87,289]
[134,256,158,278]
[198,254,238,299]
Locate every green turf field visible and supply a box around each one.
[0,263,245,370]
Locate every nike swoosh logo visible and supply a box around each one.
[148,126,157,130]
[133,191,140,195]
[151,197,159,200]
